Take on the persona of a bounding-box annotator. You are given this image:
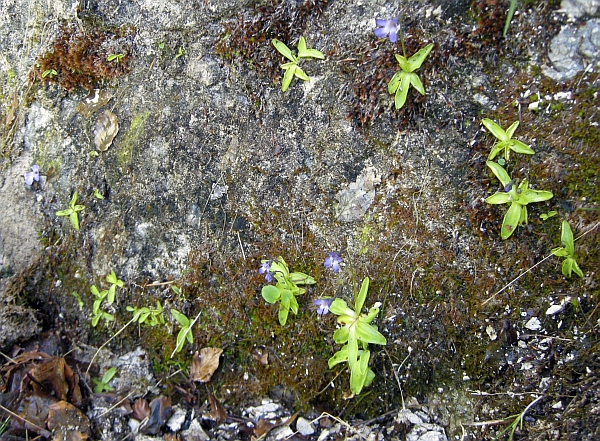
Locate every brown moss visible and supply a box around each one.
[32,23,135,91]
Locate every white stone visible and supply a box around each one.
[525,317,542,331]
[296,417,315,436]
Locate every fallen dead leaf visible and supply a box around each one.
[77,89,114,117]
[93,110,119,152]
[47,400,90,441]
[139,396,172,435]
[132,397,150,421]
[206,391,227,424]
[251,346,268,365]
[253,412,298,438]
[190,348,223,383]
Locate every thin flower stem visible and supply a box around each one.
[399,13,406,59]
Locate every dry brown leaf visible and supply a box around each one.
[93,110,119,152]
[47,400,90,441]
[251,347,269,365]
[207,391,227,424]
[131,397,150,421]
[139,396,172,435]
[190,348,223,383]
[26,357,68,401]
[253,412,298,438]
[77,89,114,117]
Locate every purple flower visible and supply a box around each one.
[259,260,273,283]
[314,298,333,316]
[374,18,399,43]
[25,165,40,186]
[324,252,342,272]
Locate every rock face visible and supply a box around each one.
[1,0,599,439]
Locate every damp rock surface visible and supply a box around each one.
[0,0,599,440]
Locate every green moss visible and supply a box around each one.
[118,111,150,166]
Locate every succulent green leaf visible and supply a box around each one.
[290,295,299,314]
[485,192,511,205]
[394,54,411,72]
[90,285,101,298]
[92,314,101,327]
[394,74,411,109]
[347,326,358,369]
[294,66,310,82]
[297,37,324,59]
[521,189,553,204]
[551,246,569,258]
[281,65,296,92]
[486,161,512,187]
[482,119,509,142]
[510,139,535,155]
[278,304,289,326]
[69,191,79,207]
[501,202,523,240]
[69,212,80,231]
[333,325,350,344]
[349,350,371,394]
[102,367,118,383]
[328,346,349,368]
[487,143,505,160]
[355,277,370,313]
[505,120,520,139]
[262,285,281,303]
[407,43,434,72]
[409,73,425,95]
[364,306,380,323]
[388,71,404,94]
[92,299,102,315]
[570,259,583,278]
[562,258,574,278]
[272,39,296,62]
[289,272,316,285]
[560,221,575,256]
[355,320,387,345]
[56,208,73,216]
[171,309,190,327]
[330,298,356,317]
[107,285,116,304]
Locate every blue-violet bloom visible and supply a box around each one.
[324,252,342,272]
[374,18,399,43]
[25,165,40,186]
[314,298,333,316]
[259,260,273,283]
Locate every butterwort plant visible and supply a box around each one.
[482,118,534,161]
[272,37,324,92]
[261,256,316,325]
[551,221,584,278]
[328,277,386,395]
[388,42,434,110]
[485,161,553,239]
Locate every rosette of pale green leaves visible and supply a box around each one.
[272,37,324,92]
[485,161,553,240]
[328,277,386,395]
[388,42,433,110]
[261,256,316,325]
[482,118,535,161]
[551,221,584,278]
